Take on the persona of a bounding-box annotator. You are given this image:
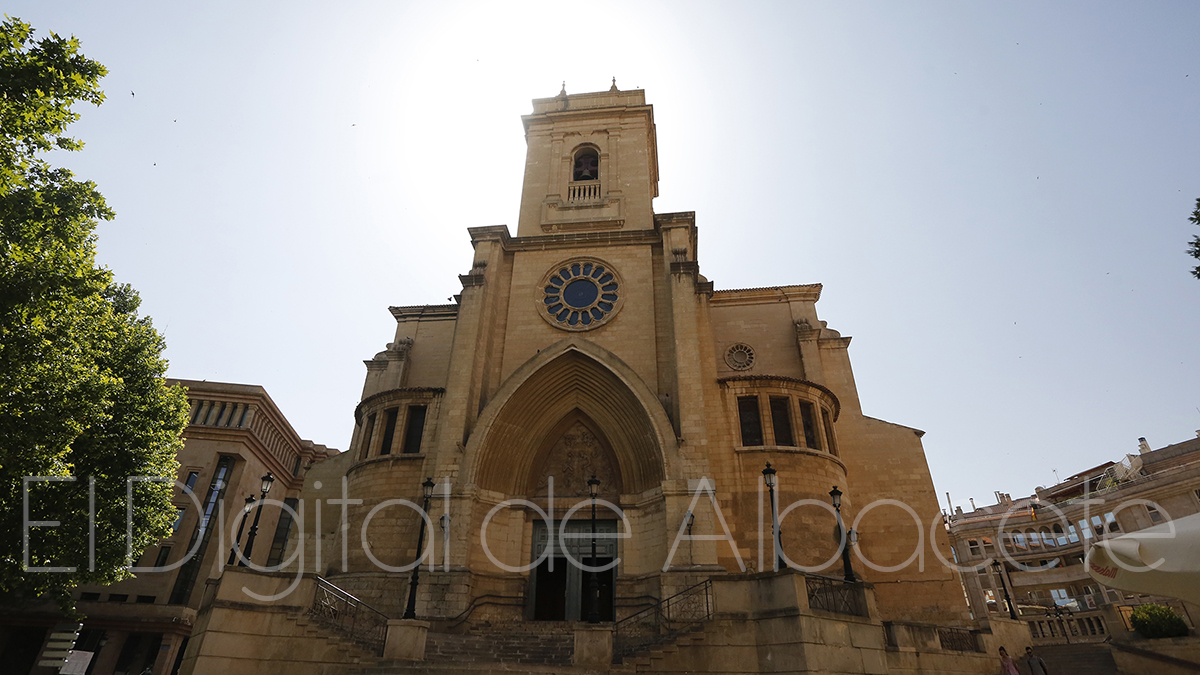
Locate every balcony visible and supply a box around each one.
[567,180,602,203]
[1009,563,1093,587]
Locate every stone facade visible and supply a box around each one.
[0,380,337,675]
[3,86,986,675]
[289,86,968,630]
[946,433,1200,644]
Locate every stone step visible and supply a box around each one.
[346,661,630,675]
[467,621,580,635]
[424,632,574,666]
[1034,643,1118,675]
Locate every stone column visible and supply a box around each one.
[384,619,430,661]
[152,633,185,674]
[573,625,613,667]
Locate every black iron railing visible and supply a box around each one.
[805,574,867,617]
[308,576,390,655]
[937,626,983,652]
[613,580,712,661]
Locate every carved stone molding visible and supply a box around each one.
[533,421,619,498]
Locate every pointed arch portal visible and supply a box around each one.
[466,341,671,496]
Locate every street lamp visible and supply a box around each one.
[403,477,436,620]
[830,486,857,583]
[991,559,1018,620]
[762,463,782,571]
[241,473,275,564]
[587,474,601,624]
[228,495,257,565]
[1045,603,1074,643]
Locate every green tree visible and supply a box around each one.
[1189,198,1200,280]
[1130,603,1190,639]
[0,18,189,611]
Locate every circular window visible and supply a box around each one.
[538,258,623,331]
[725,343,755,370]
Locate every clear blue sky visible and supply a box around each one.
[11,1,1200,511]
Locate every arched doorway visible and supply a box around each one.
[462,343,676,620]
[527,413,621,621]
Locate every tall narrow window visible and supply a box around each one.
[798,401,819,449]
[170,456,232,605]
[769,397,795,446]
[402,405,428,454]
[1078,519,1094,540]
[266,497,299,567]
[737,396,763,447]
[154,546,172,568]
[291,455,303,476]
[360,413,377,459]
[184,471,200,492]
[573,148,599,181]
[1147,504,1164,524]
[379,408,399,456]
[821,409,838,456]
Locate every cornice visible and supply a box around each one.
[654,211,696,227]
[717,374,841,420]
[354,386,446,424]
[709,284,823,306]
[389,304,459,320]
[470,226,662,252]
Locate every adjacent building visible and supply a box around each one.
[0,380,337,675]
[946,433,1200,643]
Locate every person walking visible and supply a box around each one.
[998,646,1020,675]
[1025,646,1050,675]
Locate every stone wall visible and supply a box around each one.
[177,568,380,675]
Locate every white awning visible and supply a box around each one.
[1085,512,1200,605]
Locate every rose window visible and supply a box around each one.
[539,259,623,331]
[725,343,756,370]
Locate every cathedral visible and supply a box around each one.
[299,84,969,629]
[13,85,1040,675]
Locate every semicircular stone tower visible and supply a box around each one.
[301,86,967,628]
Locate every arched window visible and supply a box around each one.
[573,148,599,181]
[1040,527,1056,548]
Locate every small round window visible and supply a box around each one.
[538,258,623,331]
[725,343,755,370]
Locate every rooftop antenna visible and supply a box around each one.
[1052,469,1060,484]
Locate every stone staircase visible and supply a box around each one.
[288,610,388,669]
[1033,643,1118,675]
[346,621,632,675]
[342,620,717,675]
[617,626,708,672]
[426,622,577,666]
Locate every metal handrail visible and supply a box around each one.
[307,576,390,656]
[805,574,867,617]
[446,593,525,630]
[613,579,712,661]
[937,626,983,652]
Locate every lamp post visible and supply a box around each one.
[227,495,257,565]
[829,486,857,583]
[403,477,436,620]
[762,463,782,571]
[587,474,601,624]
[992,559,1018,620]
[1045,603,1074,643]
[240,473,275,564]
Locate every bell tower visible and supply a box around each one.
[516,82,659,237]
